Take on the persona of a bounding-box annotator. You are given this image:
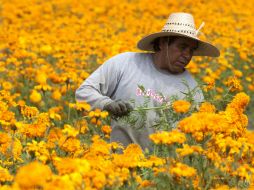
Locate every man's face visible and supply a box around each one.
[159,36,198,74]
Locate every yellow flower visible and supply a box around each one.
[88,135,111,155]
[43,175,75,190]
[62,124,79,137]
[60,137,81,153]
[48,107,62,120]
[202,76,215,91]
[26,140,50,163]
[29,90,42,103]
[20,105,39,118]
[35,72,47,85]
[0,166,13,182]
[100,111,109,118]
[226,92,250,111]
[213,185,231,190]
[0,133,22,160]
[176,144,194,157]
[1,81,13,91]
[170,162,196,178]
[199,102,216,113]
[69,102,91,111]
[149,130,186,145]
[15,161,52,189]
[51,90,62,101]
[225,76,243,92]
[232,164,252,181]
[139,180,154,188]
[34,84,52,91]
[233,69,243,78]
[146,156,166,167]
[101,125,111,135]
[53,157,90,175]
[172,100,191,113]
[40,45,52,54]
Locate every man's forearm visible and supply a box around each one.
[75,85,114,110]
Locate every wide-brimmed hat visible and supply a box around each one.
[137,12,220,57]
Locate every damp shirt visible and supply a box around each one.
[75,52,204,150]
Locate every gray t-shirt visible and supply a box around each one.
[76,52,203,150]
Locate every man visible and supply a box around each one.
[75,12,220,151]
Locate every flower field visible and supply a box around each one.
[1,0,254,189]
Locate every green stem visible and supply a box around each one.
[133,105,170,111]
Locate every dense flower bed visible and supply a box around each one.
[0,0,254,189]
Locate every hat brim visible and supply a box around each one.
[137,32,220,57]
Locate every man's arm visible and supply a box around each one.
[75,59,120,110]
[76,53,134,116]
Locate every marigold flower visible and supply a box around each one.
[170,162,196,178]
[15,161,52,189]
[26,140,50,163]
[226,92,250,111]
[101,125,112,134]
[62,124,79,137]
[43,175,75,190]
[199,102,216,113]
[29,90,42,103]
[225,76,243,92]
[69,102,91,111]
[60,137,81,153]
[0,166,13,182]
[233,69,243,77]
[40,45,52,54]
[2,81,13,91]
[146,156,166,167]
[172,100,191,113]
[20,105,39,118]
[89,136,111,155]
[53,157,90,175]
[51,90,62,101]
[232,164,252,181]
[176,144,194,157]
[202,76,215,91]
[0,133,22,160]
[112,144,146,168]
[34,84,52,91]
[35,72,47,85]
[150,130,186,145]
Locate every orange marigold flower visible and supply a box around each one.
[172,100,191,113]
[226,92,250,111]
[233,70,243,78]
[69,102,91,111]
[149,130,186,145]
[170,162,196,178]
[15,161,52,189]
[225,76,243,92]
[202,76,215,91]
[0,166,13,182]
[20,105,39,118]
[176,144,194,157]
[199,102,216,113]
[60,137,81,153]
[35,72,47,85]
[53,157,90,175]
[51,90,62,101]
[101,125,112,134]
[62,124,79,137]
[29,90,42,103]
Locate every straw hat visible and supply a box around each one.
[137,12,220,57]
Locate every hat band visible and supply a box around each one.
[161,28,198,38]
[165,22,195,29]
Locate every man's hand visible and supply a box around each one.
[103,100,133,117]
